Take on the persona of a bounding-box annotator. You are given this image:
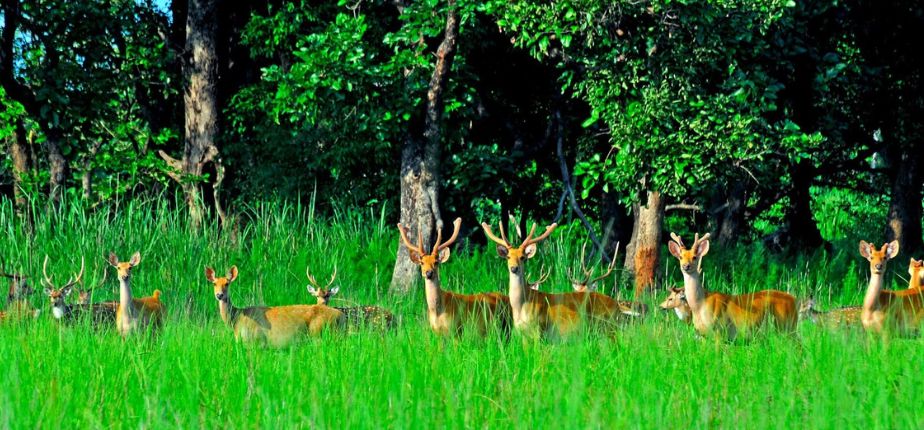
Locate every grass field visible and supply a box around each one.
[1,199,922,429]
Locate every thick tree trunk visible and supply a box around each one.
[624,190,665,297]
[602,190,632,259]
[390,1,458,293]
[43,130,69,206]
[180,0,220,229]
[712,181,748,247]
[9,122,32,214]
[784,160,824,250]
[885,150,923,254]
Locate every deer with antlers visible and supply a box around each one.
[481,218,634,338]
[0,256,38,321]
[306,265,396,332]
[42,256,117,325]
[207,265,344,347]
[668,232,797,341]
[568,243,648,317]
[397,217,510,336]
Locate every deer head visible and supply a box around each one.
[108,252,141,281]
[667,232,711,275]
[397,217,462,281]
[798,296,818,322]
[908,258,924,287]
[306,265,338,305]
[481,217,557,276]
[569,242,620,293]
[41,255,85,310]
[205,266,238,304]
[858,240,899,275]
[528,264,551,291]
[658,287,687,311]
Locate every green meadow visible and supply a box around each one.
[0,199,921,429]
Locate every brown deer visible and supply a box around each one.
[659,287,692,324]
[1,257,38,321]
[397,217,510,336]
[568,243,647,317]
[109,252,165,336]
[306,265,396,332]
[42,256,116,325]
[797,296,861,328]
[207,265,344,347]
[908,258,924,290]
[481,218,632,338]
[858,240,924,334]
[668,232,797,341]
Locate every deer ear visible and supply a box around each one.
[227,266,239,282]
[694,239,710,257]
[205,267,216,282]
[495,245,509,258]
[129,252,141,267]
[668,241,682,258]
[409,251,422,264]
[886,240,900,259]
[330,286,339,295]
[43,286,53,296]
[108,252,119,267]
[858,241,872,259]
[438,248,451,263]
[523,244,537,259]
[307,285,318,295]
[587,283,598,292]
[62,285,75,296]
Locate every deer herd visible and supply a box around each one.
[1,217,923,346]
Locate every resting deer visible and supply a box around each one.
[568,243,647,317]
[1,258,38,321]
[397,217,510,336]
[306,266,396,332]
[668,232,797,341]
[858,240,924,334]
[797,296,861,328]
[42,256,117,325]
[528,266,552,291]
[109,252,165,336]
[908,258,924,290]
[659,287,692,324]
[207,265,343,347]
[481,218,632,338]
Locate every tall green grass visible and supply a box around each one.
[0,198,921,429]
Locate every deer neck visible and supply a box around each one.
[681,270,707,314]
[508,268,529,321]
[862,270,885,313]
[119,277,136,319]
[423,274,444,316]
[218,298,237,326]
[910,272,923,290]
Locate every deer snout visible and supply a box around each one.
[215,293,227,302]
[875,263,883,272]
[682,264,692,272]
[424,270,435,280]
[510,266,520,275]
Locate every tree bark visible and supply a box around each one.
[623,190,665,297]
[712,181,748,247]
[173,0,220,229]
[885,149,923,254]
[43,130,69,205]
[8,122,32,215]
[390,1,459,293]
[601,190,632,260]
[783,160,824,250]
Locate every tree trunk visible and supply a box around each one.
[623,190,665,297]
[179,0,220,229]
[43,130,69,206]
[390,1,459,293]
[602,190,632,259]
[712,181,748,247]
[885,149,923,254]
[784,160,824,250]
[8,122,32,215]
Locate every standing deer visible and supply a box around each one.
[908,258,924,290]
[397,217,510,336]
[109,252,165,336]
[206,265,344,347]
[668,232,797,341]
[568,243,647,317]
[306,265,396,332]
[858,240,924,334]
[481,218,632,338]
[1,258,38,321]
[42,256,117,325]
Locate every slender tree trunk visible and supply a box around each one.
[43,130,69,206]
[712,181,748,247]
[624,190,665,297]
[9,122,32,215]
[390,1,458,293]
[80,140,104,201]
[164,0,220,229]
[784,160,824,250]
[602,189,632,258]
[885,149,923,254]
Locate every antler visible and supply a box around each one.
[435,218,462,253]
[61,257,85,290]
[528,264,551,288]
[522,223,558,248]
[397,223,425,256]
[42,255,54,288]
[587,242,620,287]
[481,222,510,247]
[567,243,594,284]
[669,232,685,248]
[306,265,337,290]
